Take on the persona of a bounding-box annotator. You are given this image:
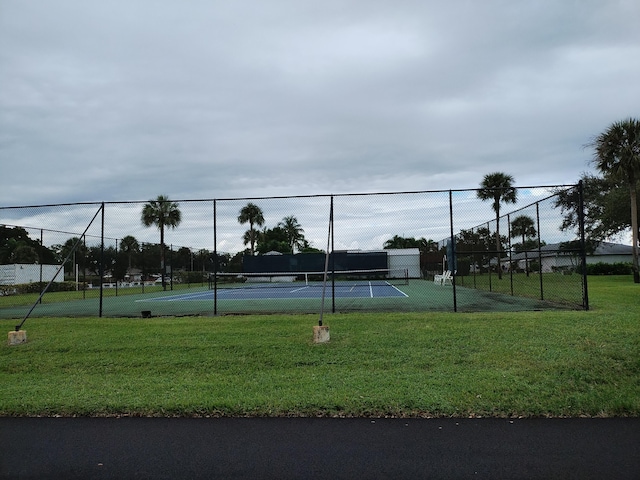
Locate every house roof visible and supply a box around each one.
[591,241,633,255]
[510,241,632,260]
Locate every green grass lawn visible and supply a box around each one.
[1,276,638,418]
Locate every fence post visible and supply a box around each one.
[319,195,334,325]
[536,202,543,300]
[449,190,457,312]
[578,181,589,310]
[99,202,104,317]
[331,196,335,314]
[213,199,218,316]
[39,229,43,304]
[82,236,87,299]
[115,238,119,297]
[487,222,492,292]
[507,214,514,296]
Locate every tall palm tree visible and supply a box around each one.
[510,215,536,276]
[278,215,305,253]
[510,215,537,250]
[477,172,517,279]
[141,195,182,290]
[237,203,265,256]
[590,118,640,283]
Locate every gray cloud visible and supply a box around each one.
[1,0,639,209]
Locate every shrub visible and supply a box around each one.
[586,262,633,275]
[13,281,82,294]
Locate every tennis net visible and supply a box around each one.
[210,268,409,289]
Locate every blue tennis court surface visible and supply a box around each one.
[141,283,408,302]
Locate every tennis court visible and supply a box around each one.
[0,276,578,320]
[1,185,589,321]
[139,281,409,302]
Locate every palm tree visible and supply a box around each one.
[418,238,439,253]
[477,172,517,279]
[510,215,536,250]
[590,118,640,283]
[242,230,257,253]
[510,215,536,276]
[237,203,265,256]
[141,195,182,290]
[384,235,409,249]
[278,216,305,253]
[384,235,426,249]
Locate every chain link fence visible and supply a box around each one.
[1,185,587,320]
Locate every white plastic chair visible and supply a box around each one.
[434,270,452,285]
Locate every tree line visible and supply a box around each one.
[236,202,321,255]
[554,118,639,283]
[3,117,637,284]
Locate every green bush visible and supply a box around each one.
[586,262,633,275]
[13,281,83,294]
[177,271,208,284]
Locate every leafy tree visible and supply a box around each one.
[113,249,129,282]
[256,227,290,254]
[383,235,438,252]
[227,251,246,273]
[477,172,517,279]
[456,227,498,272]
[237,203,264,256]
[589,118,640,283]
[278,216,306,253]
[139,243,161,280]
[85,246,101,275]
[53,237,88,278]
[86,245,118,277]
[174,247,193,271]
[0,226,56,264]
[298,241,323,253]
[194,249,212,272]
[456,227,497,253]
[119,235,140,270]
[9,244,38,263]
[418,238,439,253]
[383,235,417,249]
[510,215,536,275]
[553,173,633,240]
[141,195,182,290]
[215,252,231,272]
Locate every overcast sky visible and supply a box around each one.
[2,0,639,209]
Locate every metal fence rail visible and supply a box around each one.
[0,184,587,319]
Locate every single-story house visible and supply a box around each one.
[510,241,633,273]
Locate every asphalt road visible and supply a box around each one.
[1,417,638,479]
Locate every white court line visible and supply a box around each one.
[290,286,310,293]
[388,283,409,297]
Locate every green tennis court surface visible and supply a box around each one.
[0,279,576,319]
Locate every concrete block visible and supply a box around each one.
[313,325,330,344]
[8,330,27,346]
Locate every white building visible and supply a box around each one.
[511,242,633,273]
[384,248,421,278]
[0,264,64,285]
